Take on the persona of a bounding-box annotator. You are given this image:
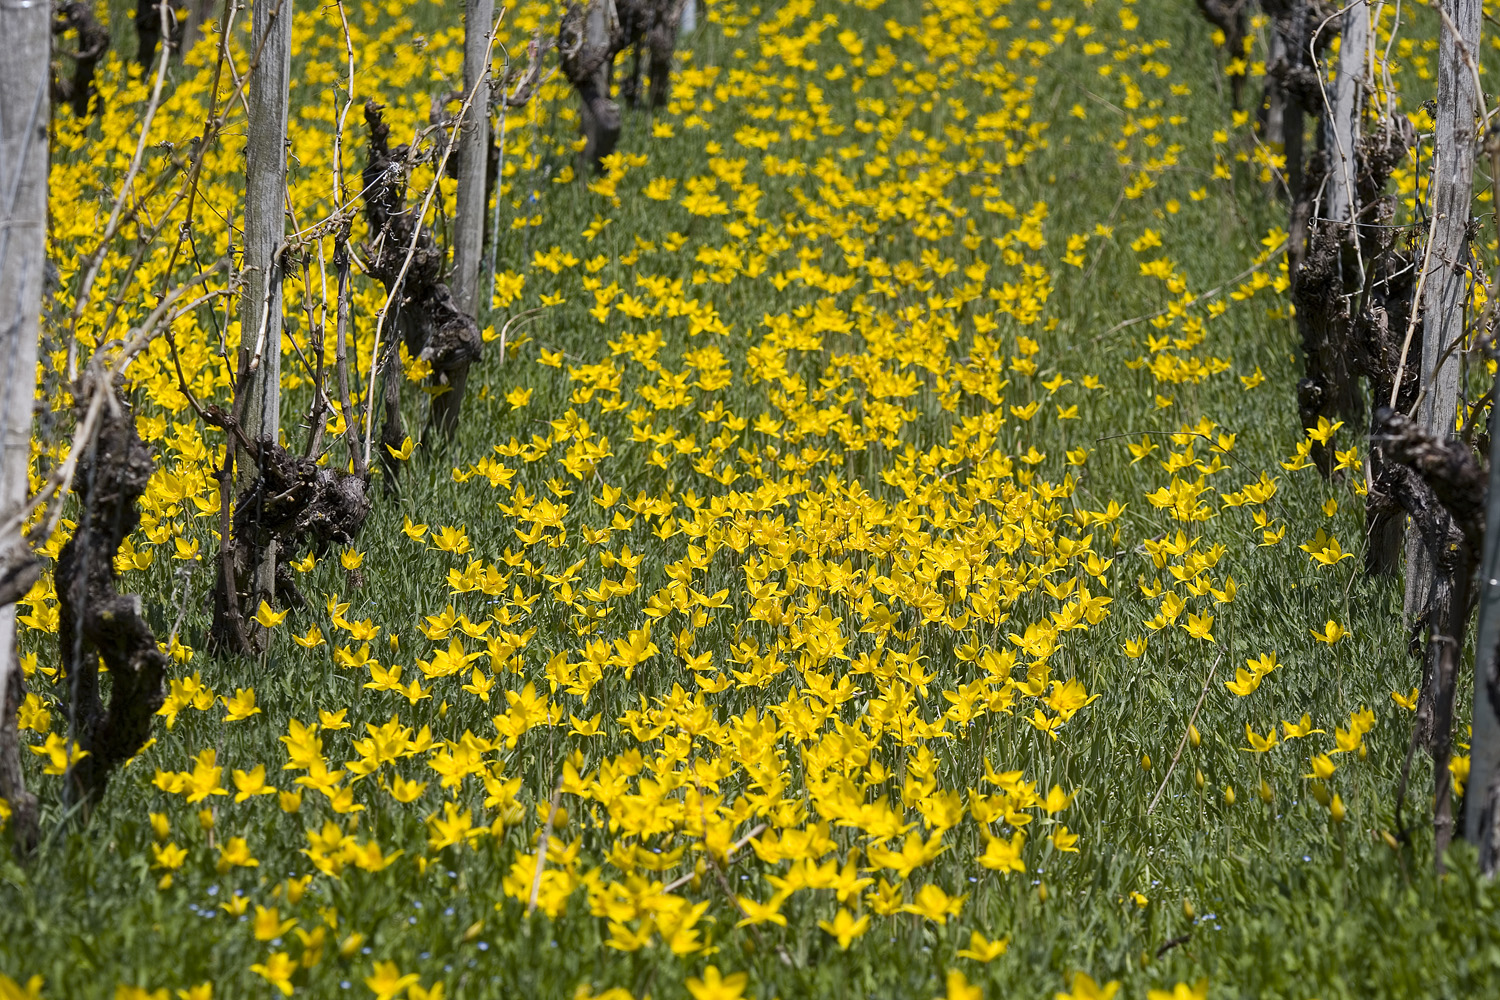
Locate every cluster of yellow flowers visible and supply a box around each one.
[4,0,1470,996]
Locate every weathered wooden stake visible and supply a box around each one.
[452,0,494,318]
[0,0,50,853]
[1407,0,1482,620]
[239,0,293,609]
[1324,0,1369,228]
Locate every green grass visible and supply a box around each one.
[4,0,1499,998]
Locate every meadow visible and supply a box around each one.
[3,0,1500,997]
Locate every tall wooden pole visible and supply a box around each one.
[0,0,51,851]
[239,0,293,602]
[452,0,494,318]
[578,0,621,172]
[1324,0,1369,227]
[1408,0,1482,619]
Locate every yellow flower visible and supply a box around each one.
[182,749,227,802]
[1223,667,1261,697]
[1306,416,1344,445]
[733,892,788,928]
[1453,755,1472,797]
[1305,754,1337,780]
[1281,714,1324,740]
[1310,620,1347,644]
[978,832,1025,874]
[319,709,350,730]
[817,908,869,949]
[956,930,1009,962]
[941,970,984,1000]
[293,623,325,648]
[386,436,416,461]
[220,688,260,722]
[29,733,87,775]
[113,988,165,1000]
[1247,652,1280,677]
[1240,724,1278,753]
[389,775,428,804]
[1147,981,1209,1000]
[1331,724,1365,755]
[903,883,966,924]
[250,952,296,996]
[568,712,602,737]
[431,526,471,555]
[645,177,677,200]
[1041,785,1074,815]
[232,765,277,802]
[216,837,258,870]
[365,961,419,1000]
[686,966,748,1000]
[1056,973,1120,1000]
[253,905,296,942]
[1182,611,1214,642]
[150,841,187,871]
[254,601,288,629]
[0,975,44,1000]
[1299,528,1354,567]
